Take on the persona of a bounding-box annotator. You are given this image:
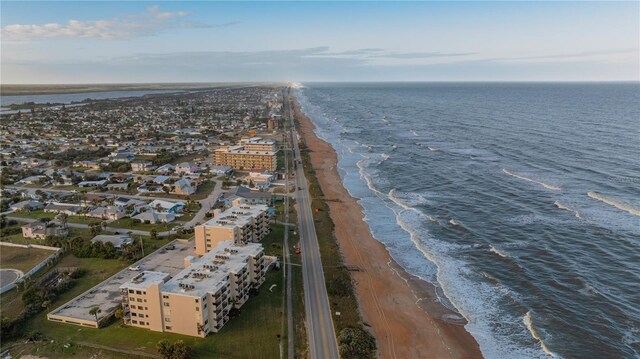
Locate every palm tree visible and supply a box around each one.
[89,306,101,323]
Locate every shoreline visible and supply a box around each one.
[290,94,483,359]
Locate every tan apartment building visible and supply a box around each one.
[239,137,277,152]
[214,146,277,171]
[214,137,277,171]
[119,241,266,337]
[194,204,270,256]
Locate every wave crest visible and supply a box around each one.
[523,311,557,358]
[503,169,561,191]
[587,192,640,217]
[553,201,582,219]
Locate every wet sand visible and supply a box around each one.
[291,95,484,359]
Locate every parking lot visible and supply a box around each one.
[47,238,195,328]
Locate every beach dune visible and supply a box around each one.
[292,95,483,359]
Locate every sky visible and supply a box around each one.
[1,1,639,83]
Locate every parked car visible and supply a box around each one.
[166,244,176,250]
[129,265,141,271]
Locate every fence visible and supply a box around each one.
[0,241,62,294]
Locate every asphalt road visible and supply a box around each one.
[287,88,340,359]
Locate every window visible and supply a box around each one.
[196,307,199,312]
[132,320,138,324]
[163,295,169,299]
[195,299,199,303]
[137,298,142,302]
[163,302,170,307]
[165,318,171,322]
[136,290,142,295]
[165,326,172,330]
[128,289,134,294]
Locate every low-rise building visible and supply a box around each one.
[22,222,68,239]
[86,206,126,221]
[91,234,133,249]
[131,161,156,172]
[44,202,83,215]
[149,199,185,214]
[174,178,195,196]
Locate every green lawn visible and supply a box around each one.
[0,254,128,324]
[191,180,216,200]
[0,246,56,272]
[8,210,55,220]
[108,218,173,232]
[67,216,101,225]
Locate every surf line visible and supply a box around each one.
[503,169,561,191]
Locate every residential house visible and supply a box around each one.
[155,164,175,175]
[44,202,83,215]
[174,178,195,196]
[78,180,108,188]
[133,211,176,224]
[223,186,273,207]
[87,206,126,221]
[210,165,233,176]
[91,234,133,249]
[10,200,44,212]
[22,222,68,239]
[175,162,199,175]
[131,161,156,172]
[148,199,185,214]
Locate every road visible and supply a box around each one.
[286,87,340,359]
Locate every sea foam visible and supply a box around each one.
[524,311,557,358]
[587,192,640,217]
[503,169,561,191]
[553,201,582,219]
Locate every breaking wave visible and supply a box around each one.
[553,201,582,219]
[502,169,561,191]
[524,311,557,358]
[490,246,508,258]
[587,192,640,217]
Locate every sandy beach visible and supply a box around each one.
[291,95,483,359]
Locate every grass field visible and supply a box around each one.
[109,218,173,232]
[8,210,55,220]
[0,246,56,273]
[190,180,216,200]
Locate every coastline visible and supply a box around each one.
[291,94,483,359]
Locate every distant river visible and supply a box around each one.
[295,83,640,359]
[0,89,182,108]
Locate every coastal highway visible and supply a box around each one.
[285,88,340,359]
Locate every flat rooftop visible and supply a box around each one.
[202,204,268,229]
[48,239,194,325]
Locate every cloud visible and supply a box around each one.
[1,5,223,41]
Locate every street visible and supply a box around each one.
[286,88,340,359]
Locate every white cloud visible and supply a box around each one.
[1,5,198,41]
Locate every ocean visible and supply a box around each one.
[294,83,640,359]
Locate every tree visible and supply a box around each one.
[89,306,101,323]
[172,340,192,359]
[338,327,377,359]
[156,339,192,359]
[114,305,125,326]
[58,213,69,229]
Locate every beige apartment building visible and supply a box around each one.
[214,138,278,171]
[239,137,277,152]
[194,204,270,256]
[119,241,266,337]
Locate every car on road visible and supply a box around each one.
[129,265,141,271]
[171,226,182,232]
[166,244,176,250]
